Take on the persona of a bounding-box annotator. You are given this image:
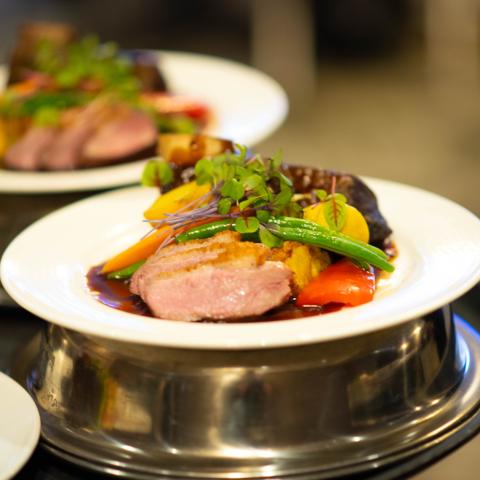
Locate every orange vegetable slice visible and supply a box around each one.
[101,226,172,274]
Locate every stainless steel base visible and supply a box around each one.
[15,307,480,479]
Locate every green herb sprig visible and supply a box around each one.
[144,145,298,248]
[141,158,174,189]
[195,146,295,215]
[35,35,140,96]
[314,177,348,232]
[192,145,299,244]
[141,146,395,271]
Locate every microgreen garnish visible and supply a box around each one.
[146,145,302,248]
[235,216,260,234]
[259,225,283,248]
[256,210,271,223]
[217,198,232,215]
[220,178,244,201]
[136,150,394,272]
[315,189,328,201]
[141,159,174,189]
[35,36,140,95]
[192,146,299,244]
[315,177,348,232]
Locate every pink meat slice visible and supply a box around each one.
[131,231,236,296]
[81,109,157,167]
[4,126,57,170]
[40,103,103,170]
[130,231,292,321]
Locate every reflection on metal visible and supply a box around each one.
[15,307,480,479]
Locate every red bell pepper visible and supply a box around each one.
[296,259,376,307]
[141,92,210,121]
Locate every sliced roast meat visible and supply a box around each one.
[40,120,92,170]
[131,230,235,296]
[284,165,392,247]
[130,231,292,321]
[81,109,157,167]
[4,126,57,170]
[40,102,105,170]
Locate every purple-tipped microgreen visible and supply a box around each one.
[323,177,348,232]
[311,178,349,232]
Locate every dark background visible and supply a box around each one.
[1,0,479,214]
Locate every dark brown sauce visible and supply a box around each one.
[87,265,341,323]
[87,265,152,317]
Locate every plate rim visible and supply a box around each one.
[2,177,480,350]
[0,50,288,194]
[0,372,40,479]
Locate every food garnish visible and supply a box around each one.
[141,158,174,189]
[33,35,140,95]
[304,178,370,243]
[92,137,395,322]
[137,146,393,271]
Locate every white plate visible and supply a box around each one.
[0,51,288,193]
[2,178,480,350]
[0,372,40,480]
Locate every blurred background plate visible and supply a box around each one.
[0,50,288,193]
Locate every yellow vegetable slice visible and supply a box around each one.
[0,119,7,160]
[270,241,331,294]
[143,181,211,222]
[304,203,370,243]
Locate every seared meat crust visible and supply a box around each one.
[131,231,293,321]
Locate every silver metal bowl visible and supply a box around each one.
[15,305,480,479]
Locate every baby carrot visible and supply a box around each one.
[101,226,173,274]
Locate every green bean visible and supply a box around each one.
[268,222,394,272]
[174,214,394,272]
[106,260,146,280]
[175,219,234,243]
[269,216,389,259]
